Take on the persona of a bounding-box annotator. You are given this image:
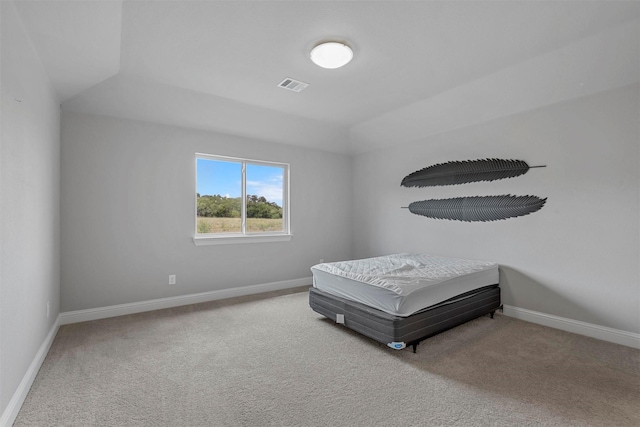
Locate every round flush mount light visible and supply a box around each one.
[310,42,353,69]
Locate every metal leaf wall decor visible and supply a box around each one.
[401,158,545,188]
[403,195,547,222]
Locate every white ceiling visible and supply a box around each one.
[13,0,640,154]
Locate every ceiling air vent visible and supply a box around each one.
[278,77,309,93]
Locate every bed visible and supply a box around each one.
[309,253,501,352]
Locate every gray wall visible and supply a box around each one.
[0,1,61,417]
[60,112,353,311]
[352,84,639,333]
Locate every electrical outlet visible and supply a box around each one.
[319,259,324,263]
[47,301,50,318]
[169,274,176,285]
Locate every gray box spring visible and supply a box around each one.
[309,285,500,350]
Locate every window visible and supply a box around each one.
[194,153,291,245]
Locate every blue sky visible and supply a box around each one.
[196,159,284,207]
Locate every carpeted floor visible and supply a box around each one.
[14,287,640,426]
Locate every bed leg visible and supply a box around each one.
[412,342,418,353]
[489,305,504,319]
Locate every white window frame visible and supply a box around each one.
[193,153,291,246]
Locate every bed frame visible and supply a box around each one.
[309,285,501,352]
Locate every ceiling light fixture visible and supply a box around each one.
[310,42,353,69]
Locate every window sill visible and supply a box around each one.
[193,233,293,246]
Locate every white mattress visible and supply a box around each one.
[311,253,499,317]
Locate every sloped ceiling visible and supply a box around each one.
[12,0,122,102]
[13,0,640,154]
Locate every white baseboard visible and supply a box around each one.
[60,277,312,325]
[0,316,60,427]
[502,305,640,349]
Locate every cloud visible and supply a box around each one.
[247,178,283,206]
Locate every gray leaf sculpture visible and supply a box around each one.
[401,158,544,188]
[404,195,547,222]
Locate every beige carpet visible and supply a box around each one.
[14,287,640,426]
